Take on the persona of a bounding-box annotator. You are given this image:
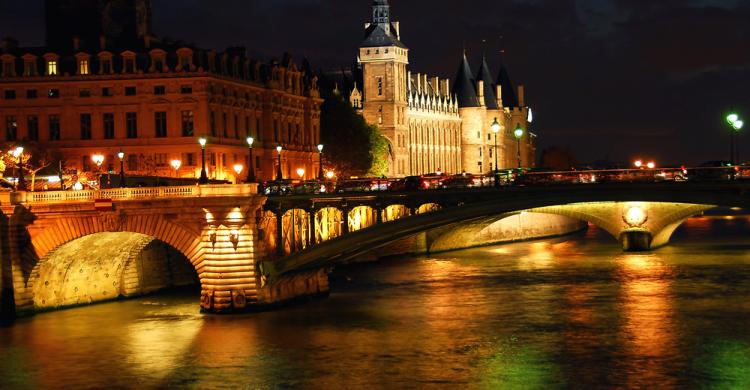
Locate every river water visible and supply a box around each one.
[2,216,750,389]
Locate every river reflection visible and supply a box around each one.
[2,217,750,388]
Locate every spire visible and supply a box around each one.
[452,53,480,107]
[373,0,390,26]
[477,55,498,109]
[496,65,519,108]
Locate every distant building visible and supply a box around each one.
[338,0,535,176]
[0,0,322,184]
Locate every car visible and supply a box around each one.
[390,176,423,191]
[440,174,476,189]
[687,161,737,182]
[263,180,295,195]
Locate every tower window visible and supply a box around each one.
[377,77,383,96]
[47,60,57,75]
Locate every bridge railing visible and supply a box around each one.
[2,184,259,205]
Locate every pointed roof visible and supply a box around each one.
[476,56,498,109]
[362,0,407,48]
[496,65,519,108]
[452,53,480,107]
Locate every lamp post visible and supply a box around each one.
[514,125,525,169]
[297,168,305,180]
[276,145,283,181]
[233,164,244,184]
[491,118,501,187]
[727,113,744,164]
[246,136,256,183]
[171,159,182,178]
[117,151,125,188]
[92,154,104,188]
[199,137,208,184]
[12,146,25,191]
[317,144,324,180]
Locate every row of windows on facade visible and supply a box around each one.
[2,84,192,100]
[79,152,262,173]
[364,48,406,56]
[3,111,196,141]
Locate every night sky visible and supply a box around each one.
[1,0,749,165]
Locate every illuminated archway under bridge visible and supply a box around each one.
[263,183,750,278]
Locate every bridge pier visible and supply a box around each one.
[620,230,652,251]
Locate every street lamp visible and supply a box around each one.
[647,161,656,169]
[199,137,208,184]
[276,145,283,181]
[727,112,743,164]
[246,136,256,183]
[514,124,525,169]
[118,151,125,188]
[296,168,305,180]
[317,144,324,180]
[326,170,335,180]
[634,160,643,169]
[491,118,501,187]
[171,159,182,177]
[233,164,244,184]
[92,154,104,189]
[12,146,25,191]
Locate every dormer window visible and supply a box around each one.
[149,49,168,73]
[2,62,13,77]
[122,52,137,73]
[176,48,194,72]
[23,60,36,76]
[47,60,57,75]
[78,59,89,75]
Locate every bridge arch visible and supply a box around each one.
[382,204,409,222]
[417,203,441,214]
[349,206,377,232]
[30,232,198,310]
[315,207,343,243]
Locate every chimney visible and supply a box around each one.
[443,79,450,96]
[518,85,525,107]
[496,85,503,107]
[144,35,152,49]
[432,77,439,95]
[392,22,400,40]
[73,37,81,51]
[416,73,421,92]
[477,80,485,106]
[99,35,107,51]
[407,71,412,92]
[422,74,428,93]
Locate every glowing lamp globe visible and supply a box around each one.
[733,120,744,131]
[233,164,243,175]
[514,126,524,139]
[491,118,501,134]
[647,162,656,169]
[727,113,739,124]
[317,144,324,152]
[624,205,647,227]
[199,137,207,147]
[325,171,335,179]
[296,168,305,178]
[276,145,283,153]
[634,160,643,168]
[246,136,254,147]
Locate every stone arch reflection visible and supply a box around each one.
[31,232,199,310]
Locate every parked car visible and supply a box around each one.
[263,180,295,195]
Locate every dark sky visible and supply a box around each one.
[1,0,750,165]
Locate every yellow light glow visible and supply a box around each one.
[634,160,643,168]
[92,154,104,166]
[233,164,243,175]
[326,170,335,179]
[647,162,656,169]
[296,168,305,178]
[171,159,182,170]
[624,205,647,227]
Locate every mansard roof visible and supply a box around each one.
[362,24,407,49]
[452,53,480,108]
[477,56,498,109]
[496,65,519,108]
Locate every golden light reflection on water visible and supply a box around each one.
[617,253,678,388]
[125,315,201,379]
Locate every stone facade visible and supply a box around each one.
[0,1,323,185]
[351,0,536,177]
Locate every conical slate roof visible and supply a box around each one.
[476,56,498,109]
[452,53,480,107]
[496,65,519,108]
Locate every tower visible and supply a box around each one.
[359,0,410,177]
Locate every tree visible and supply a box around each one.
[1,142,62,191]
[320,92,392,178]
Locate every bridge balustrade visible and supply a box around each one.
[7,184,259,204]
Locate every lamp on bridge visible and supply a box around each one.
[12,146,25,191]
[92,154,105,190]
[634,160,643,169]
[233,164,244,184]
[171,159,182,178]
[117,151,126,188]
[199,137,208,185]
[276,145,283,181]
[727,112,744,164]
[514,125,525,169]
[317,144,324,180]
[491,118,501,188]
[246,136,256,183]
[297,168,305,180]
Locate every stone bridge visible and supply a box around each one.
[1,182,748,322]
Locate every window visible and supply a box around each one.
[479,147,483,157]
[80,114,92,139]
[126,112,138,138]
[26,90,37,99]
[125,86,136,96]
[47,60,57,75]
[3,62,13,76]
[79,89,91,98]
[102,87,112,97]
[83,156,91,172]
[181,110,194,137]
[103,113,115,139]
[273,119,279,141]
[154,85,166,95]
[256,118,262,140]
[124,58,135,73]
[48,89,60,98]
[154,111,167,138]
[185,152,196,166]
[377,77,383,96]
[49,115,60,140]
[245,116,250,136]
[154,153,168,167]
[101,60,112,74]
[127,154,138,171]
[180,85,192,94]
[5,116,17,141]
[234,114,239,139]
[255,155,260,169]
[27,116,38,141]
[210,111,216,136]
[4,90,15,99]
[78,60,89,75]
[287,123,292,143]
[222,113,228,137]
